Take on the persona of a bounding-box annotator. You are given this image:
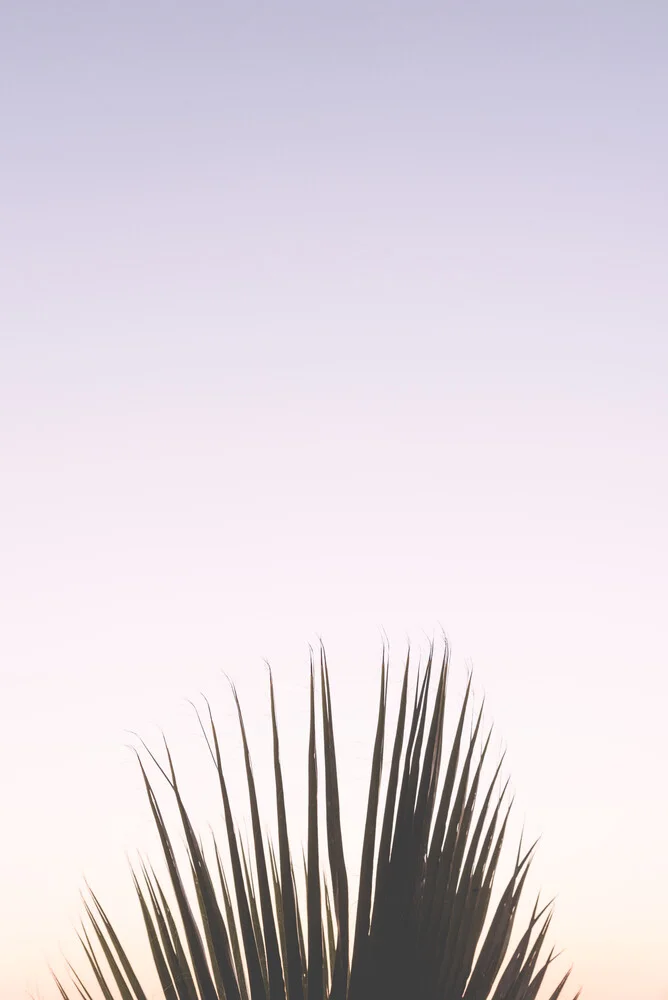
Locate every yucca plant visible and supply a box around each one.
[53,643,579,1000]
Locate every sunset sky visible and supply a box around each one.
[1,4,667,999]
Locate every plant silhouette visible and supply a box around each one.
[54,643,578,1000]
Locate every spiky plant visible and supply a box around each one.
[53,644,579,1000]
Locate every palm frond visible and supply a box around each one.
[59,642,577,1000]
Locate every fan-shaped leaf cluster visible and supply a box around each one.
[54,644,578,1000]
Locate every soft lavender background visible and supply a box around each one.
[1,4,667,999]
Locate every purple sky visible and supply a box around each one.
[1,5,667,999]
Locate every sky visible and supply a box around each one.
[1,2,667,998]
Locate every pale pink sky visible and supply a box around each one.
[1,4,667,999]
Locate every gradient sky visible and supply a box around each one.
[1,4,667,999]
